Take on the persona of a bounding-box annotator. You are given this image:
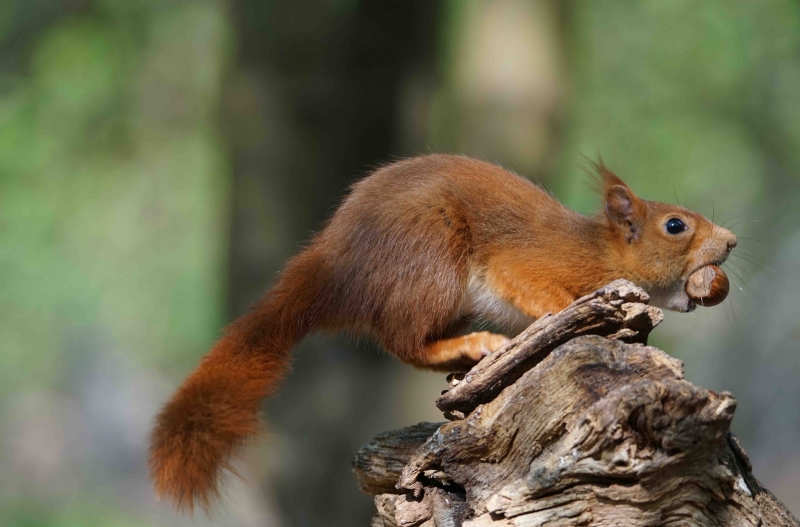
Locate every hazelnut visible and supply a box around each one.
[686,265,729,307]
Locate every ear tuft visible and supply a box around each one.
[586,156,630,195]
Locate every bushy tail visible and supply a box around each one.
[149,251,324,512]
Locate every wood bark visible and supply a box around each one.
[352,280,800,526]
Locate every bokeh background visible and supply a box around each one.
[2,0,800,525]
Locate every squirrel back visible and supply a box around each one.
[150,154,737,511]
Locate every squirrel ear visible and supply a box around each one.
[586,157,644,242]
[605,185,642,242]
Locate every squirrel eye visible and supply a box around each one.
[665,218,686,235]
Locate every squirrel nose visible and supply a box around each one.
[727,238,738,252]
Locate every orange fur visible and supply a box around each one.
[149,154,737,512]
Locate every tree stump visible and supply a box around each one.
[352,280,800,526]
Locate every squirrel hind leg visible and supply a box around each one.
[407,331,511,372]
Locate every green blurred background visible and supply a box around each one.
[2,0,799,525]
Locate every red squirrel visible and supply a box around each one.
[149,154,737,511]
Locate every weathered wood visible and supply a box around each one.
[372,488,467,527]
[727,433,800,527]
[354,422,443,495]
[436,279,663,416]
[353,280,799,526]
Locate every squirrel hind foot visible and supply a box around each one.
[411,331,511,372]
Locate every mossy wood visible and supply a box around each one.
[352,280,800,526]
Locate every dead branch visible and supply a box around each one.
[353,280,800,527]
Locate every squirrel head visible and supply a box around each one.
[593,161,737,312]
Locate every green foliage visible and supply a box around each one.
[558,0,800,219]
[0,1,232,523]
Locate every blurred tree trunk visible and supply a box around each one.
[220,1,441,525]
[428,0,565,179]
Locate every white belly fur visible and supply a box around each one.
[459,274,534,334]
